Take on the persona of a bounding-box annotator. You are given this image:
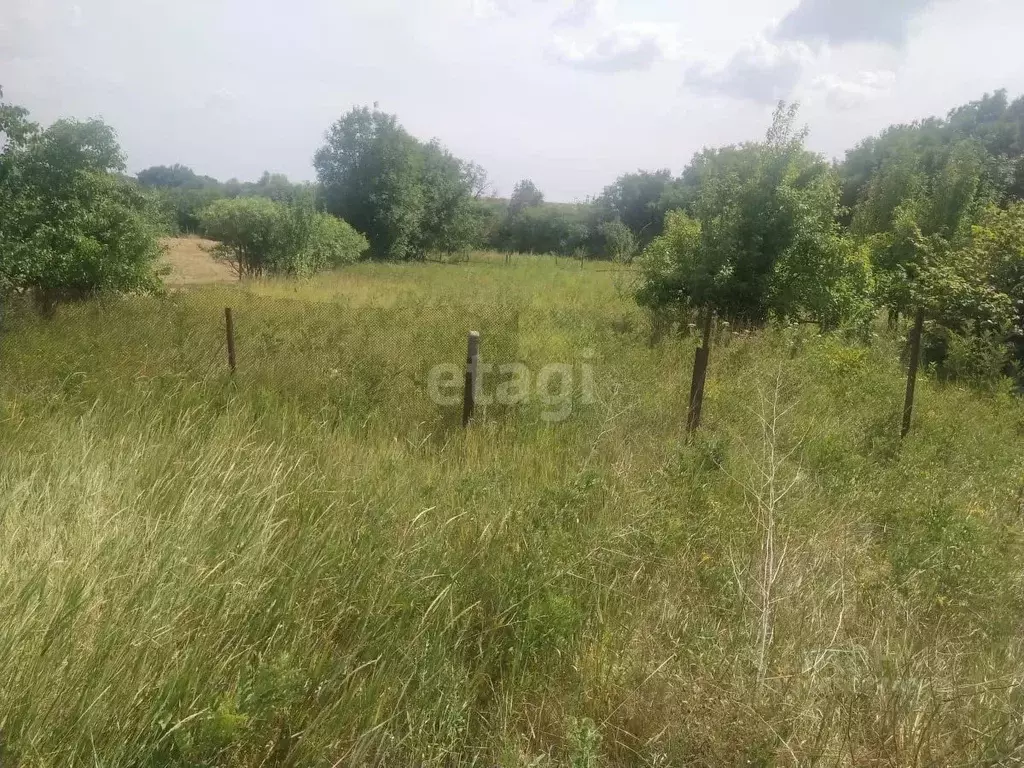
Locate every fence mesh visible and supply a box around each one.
[0,272,639,433]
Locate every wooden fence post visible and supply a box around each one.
[462,331,480,428]
[686,309,715,434]
[225,307,237,374]
[901,307,925,438]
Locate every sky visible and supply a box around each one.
[2,0,1023,201]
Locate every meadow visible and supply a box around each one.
[0,245,1022,766]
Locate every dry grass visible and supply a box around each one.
[161,236,236,286]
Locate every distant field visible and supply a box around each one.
[0,255,1022,765]
[161,236,236,285]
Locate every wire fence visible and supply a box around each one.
[0,288,620,432]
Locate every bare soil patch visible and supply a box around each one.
[161,237,236,286]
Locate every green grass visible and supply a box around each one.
[1,253,1023,766]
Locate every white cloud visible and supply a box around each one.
[466,0,681,74]
[776,0,941,48]
[552,0,612,29]
[809,70,897,110]
[685,37,813,104]
[550,22,682,72]
[469,0,512,20]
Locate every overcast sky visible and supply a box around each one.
[3,0,1023,201]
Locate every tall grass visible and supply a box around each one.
[0,254,1022,765]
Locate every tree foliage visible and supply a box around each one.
[919,202,1024,378]
[136,165,311,234]
[842,94,1023,381]
[594,169,675,248]
[314,107,480,259]
[637,104,871,329]
[199,197,367,279]
[508,179,545,217]
[0,88,162,307]
[840,89,1024,215]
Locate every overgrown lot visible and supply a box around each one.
[0,256,1022,766]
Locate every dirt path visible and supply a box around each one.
[161,237,236,286]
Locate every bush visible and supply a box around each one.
[924,326,1012,384]
[305,211,370,270]
[498,204,593,256]
[0,94,163,309]
[597,220,638,262]
[199,197,367,278]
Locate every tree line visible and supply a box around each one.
[2,83,1023,380]
[635,95,1024,383]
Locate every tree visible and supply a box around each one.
[418,140,479,254]
[0,89,162,309]
[314,106,481,260]
[595,169,675,246]
[137,164,218,189]
[636,103,870,329]
[975,203,1024,369]
[859,139,992,322]
[839,89,1024,217]
[597,219,638,262]
[508,179,544,216]
[314,107,423,259]
[136,164,222,233]
[911,202,1024,379]
[498,202,592,256]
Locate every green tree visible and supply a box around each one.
[839,89,1024,216]
[0,89,162,309]
[636,103,870,329]
[314,107,424,259]
[916,202,1024,379]
[860,140,992,321]
[314,107,481,260]
[498,202,592,256]
[597,219,638,262]
[595,169,674,246]
[418,140,479,255]
[508,179,544,216]
[136,164,225,234]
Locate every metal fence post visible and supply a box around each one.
[225,307,237,374]
[462,331,480,428]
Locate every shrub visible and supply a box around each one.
[597,220,638,263]
[304,211,370,269]
[199,197,367,278]
[0,93,163,309]
[924,326,1012,384]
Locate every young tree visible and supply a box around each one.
[597,219,638,262]
[637,103,870,329]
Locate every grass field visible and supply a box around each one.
[0,245,1022,766]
